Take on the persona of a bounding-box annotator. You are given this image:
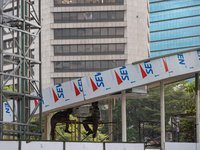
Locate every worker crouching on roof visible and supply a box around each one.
[83,101,100,138]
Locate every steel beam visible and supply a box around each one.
[0,0,3,140]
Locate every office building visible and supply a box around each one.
[150,0,200,57]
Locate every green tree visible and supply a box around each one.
[99,81,188,142]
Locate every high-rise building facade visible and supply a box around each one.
[40,0,150,89]
[150,0,200,57]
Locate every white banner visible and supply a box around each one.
[105,143,144,150]
[0,141,18,150]
[21,141,63,150]
[165,142,196,150]
[65,142,103,150]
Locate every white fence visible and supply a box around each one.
[165,142,200,150]
[0,141,145,150]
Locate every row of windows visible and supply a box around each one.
[54,27,124,39]
[54,77,79,85]
[150,16,200,32]
[54,60,125,72]
[54,11,124,23]
[150,36,200,51]
[150,26,200,42]
[54,0,124,7]
[54,44,124,55]
[150,1,200,12]
[150,6,200,22]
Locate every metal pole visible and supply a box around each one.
[0,0,3,140]
[109,99,113,141]
[196,73,200,143]
[78,114,81,141]
[121,90,126,142]
[160,81,165,150]
[39,0,42,140]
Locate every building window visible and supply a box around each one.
[54,43,125,55]
[54,11,124,23]
[54,77,80,85]
[54,0,124,7]
[54,27,124,39]
[54,60,125,72]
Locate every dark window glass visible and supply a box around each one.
[86,29,92,37]
[116,28,124,35]
[55,46,62,55]
[70,45,78,54]
[70,13,77,21]
[70,62,78,70]
[101,61,109,70]
[93,28,100,36]
[101,44,108,53]
[78,45,85,54]
[63,46,70,55]
[101,28,108,36]
[86,45,93,54]
[54,0,62,4]
[54,29,62,39]
[54,13,62,23]
[93,45,100,54]
[55,78,62,85]
[71,0,77,4]
[94,61,100,69]
[63,62,70,70]
[109,60,116,68]
[55,62,62,71]
[63,13,70,22]
[63,29,70,38]
[78,13,84,21]
[108,12,115,20]
[84,12,93,20]
[116,44,124,53]
[85,0,91,4]
[101,12,108,20]
[117,60,124,67]
[78,0,84,4]
[70,29,77,38]
[109,28,115,36]
[78,29,85,37]
[78,61,85,70]
[116,11,124,20]
[93,12,100,21]
[109,44,115,53]
[61,0,71,5]
[86,61,93,70]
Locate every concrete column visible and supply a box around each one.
[78,114,81,141]
[160,81,165,150]
[196,73,200,143]
[44,113,53,140]
[109,99,113,141]
[121,90,126,142]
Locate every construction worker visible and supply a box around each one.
[83,101,100,138]
[50,108,73,140]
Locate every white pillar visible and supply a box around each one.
[109,99,113,141]
[196,73,200,143]
[121,90,127,142]
[44,113,53,140]
[160,81,165,150]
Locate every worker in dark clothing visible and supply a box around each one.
[83,101,100,138]
[51,108,73,140]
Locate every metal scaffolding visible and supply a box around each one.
[0,0,42,140]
